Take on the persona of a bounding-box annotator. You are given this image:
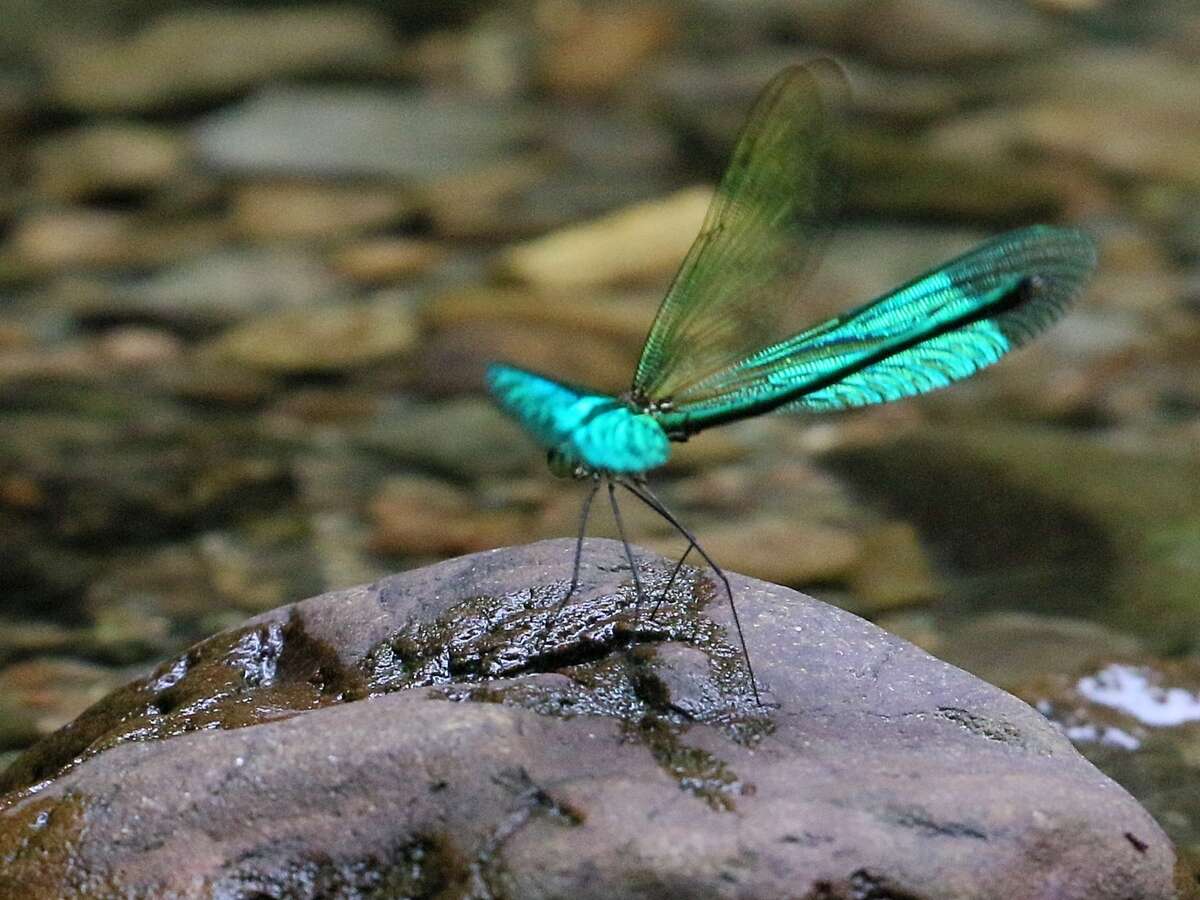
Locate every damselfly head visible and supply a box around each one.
[547,447,592,481]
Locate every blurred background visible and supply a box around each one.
[0,0,1197,872]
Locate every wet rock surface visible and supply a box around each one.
[0,540,1176,899]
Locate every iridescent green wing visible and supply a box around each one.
[631,60,847,402]
[654,226,1098,434]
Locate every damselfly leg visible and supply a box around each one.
[618,479,763,706]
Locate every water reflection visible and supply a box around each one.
[1077,664,1200,728]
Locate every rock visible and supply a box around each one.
[437,158,676,239]
[0,511,100,615]
[1015,657,1200,881]
[329,238,447,284]
[356,398,533,479]
[494,186,712,289]
[47,7,397,113]
[847,521,938,611]
[999,47,1200,122]
[543,108,677,175]
[410,12,535,100]
[412,319,635,397]
[208,297,417,375]
[104,247,346,332]
[7,209,221,274]
[263,388,381,430]
[422,154,549,239]
[0,657,125,740]
[1,414,293,546]
[230,180,417,242]
[193,86,535,183]
[0,541,1176,897]
[155,359,279,409]
[538,4,678,97]
[667,515,862,586]
[94,327,182,370]
[842,131,1068,222]
[845,0,1054,67]
[0,699,39,753]
[30,123,189,202]
[918,611,1144,690]
[927,98,1200,192]
[422,285,655,348]
[367,474,528,557]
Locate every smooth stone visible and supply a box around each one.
[844,0,1054,67]
[356,398,532,479]
[411,320,635,397]
[409,13,534,100]
[672,515,863,586]
[842,131,1067,222]
[847,521,938,611]
[230,180,417,242]
[494,186,712,289]
[0,699,38,753]
[106,247,346,331]
[329,238,447,284]
[927,100,1200,190]
[207,297,417,375]
[543,108,677,175]
[0,511,100,616]
[47,7,397,113]
[422,155,549,239]
[0,620,84,668]
[30,123,188,202]
[911,611,1145,690]
[0,657,125,741]
[263,387,381,430]
[999,47,1200,120]
[7,209,221,274]
[538,4,678,97]
[1015,657,1200,875]
[367,474,528,557]
[193,86,535,183]
[94,327,182,370]
[422,285,655,349]
[0,540,1176,897]
[502,164,688,238]
[1,413,292,545]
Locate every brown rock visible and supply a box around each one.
[368,475,529,557]
[95,327,183,369]
[539,4,678,97]
[673,514,862,586]
[47,7,397,112]
[847,0,1053,67]
[8,209,221,273]
[0,658,124,738]
[848,521,938,611]
[422,285,655,348]
[329,238,447,284]
[494,186,712,290]
[209,297,417,375]
[31,124,188,202]
[0,541,1177,898]
[413,320,635,397]
[231,181,416,242]
[935,612,1144,691]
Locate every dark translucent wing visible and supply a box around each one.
[654,226,1097,434]
[632,60,846,402]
